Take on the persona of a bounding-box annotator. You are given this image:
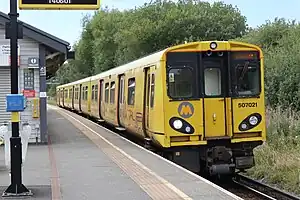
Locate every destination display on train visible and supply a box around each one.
[19,0,100,10]
[232,51,258,60]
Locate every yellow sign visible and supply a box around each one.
[19,0,100,10]
[178,102,194,118]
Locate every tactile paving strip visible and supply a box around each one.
[57,108,192,200]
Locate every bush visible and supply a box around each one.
[246,107,300,195]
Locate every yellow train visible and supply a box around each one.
[56,41,266,175]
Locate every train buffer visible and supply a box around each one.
[0,104,244,200]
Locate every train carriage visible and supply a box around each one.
[57,41,266,176]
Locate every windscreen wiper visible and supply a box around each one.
[238,61,249,82]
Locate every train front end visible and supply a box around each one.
[162,41,266,175]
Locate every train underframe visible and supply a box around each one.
[155,140,263,177]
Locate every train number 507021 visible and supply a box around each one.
[238,102,258,108]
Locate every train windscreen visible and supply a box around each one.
[231,51,261,97]
[166,52,198,99]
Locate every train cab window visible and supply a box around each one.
[168,68,193,98]
[204,68,222,96]
[110,82,115,104]
[234,62,260,96]
[105,83,109,103]
[127,78,135,105]
[231,52,260,96]
[150,74,155,108]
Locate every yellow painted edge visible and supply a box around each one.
[11,112,20,122]
[171,141,207,146]
[231,137,264,143]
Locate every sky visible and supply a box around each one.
[1,0,300,46]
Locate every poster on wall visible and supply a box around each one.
[23,89,35,98]
[0,44,21,66]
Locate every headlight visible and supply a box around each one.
[241,123,248,130]
[185,126,191,133]
[249,116,258,125]
[173,120,183,129]
[210,42,217,49]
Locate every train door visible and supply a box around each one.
[118,75,125,127]
[203,58,227,138]
[79,84,82,112]
[143,68,150,135]
[143,66,155,136]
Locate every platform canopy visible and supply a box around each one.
[0,11,71,80]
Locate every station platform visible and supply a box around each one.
[0,105,244,200]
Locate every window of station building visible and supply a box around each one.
[24,68,34,90]
[127,78,135,106]
[110,82,115,104]
[204,68,221,96]
[168,68,193,98]
[105,83,109,103]
[150,74,155,108]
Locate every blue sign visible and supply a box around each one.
[6,94,25,112]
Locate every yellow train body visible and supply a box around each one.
[56,41,266,175]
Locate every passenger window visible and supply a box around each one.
[119,78,124,104]
[204,68,221,96]
[95,85,98,101]
[92,85,95,100]
[150,74,155,108]
[70,89,73,99]
[110,82,115,104]
[147,74,150,106]
[105,83,109,103]
[168,68,193,98]
[85,86,88,100]
[127,78,135,105]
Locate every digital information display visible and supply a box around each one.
[19,0,100,10]
[232,51,259,60]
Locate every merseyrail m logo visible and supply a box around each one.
[178,102,194,118]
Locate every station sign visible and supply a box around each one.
[19,0,100,10]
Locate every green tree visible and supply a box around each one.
[50,0,248,96]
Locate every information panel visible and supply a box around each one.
[19,0,100,10]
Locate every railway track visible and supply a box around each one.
[232,174,300,200]
[208,173,300,200]
[60,106,300,200]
